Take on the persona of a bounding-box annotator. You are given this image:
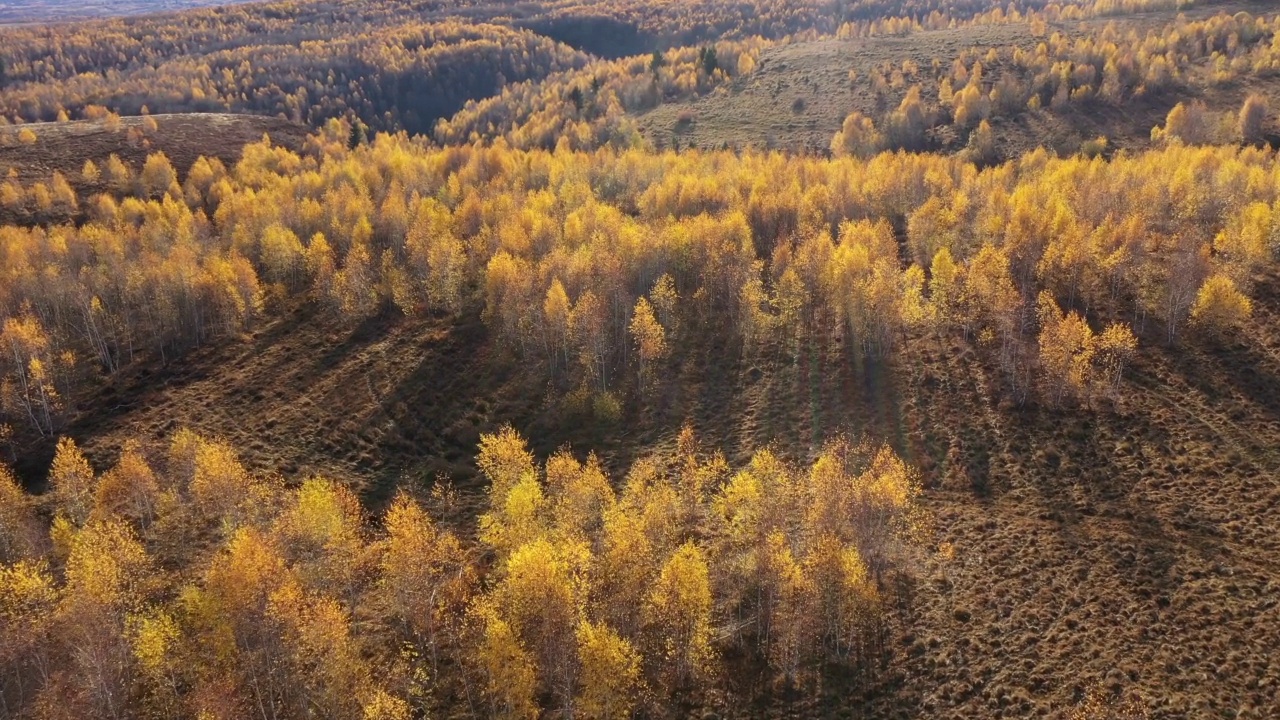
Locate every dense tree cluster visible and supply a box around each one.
[0,425,919,718]
[0,125,1272,438]
[834,0,1196,40]
[0,0,851,131]
[0,0,1167,91]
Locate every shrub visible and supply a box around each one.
[592,391,622,424]
[1080,136,1108,158]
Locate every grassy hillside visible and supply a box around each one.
[636,1,1280,156]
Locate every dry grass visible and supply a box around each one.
[639,25,1036,153]
[49,301,654,526]
[863,316,1280,718]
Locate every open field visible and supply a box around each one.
[0,114,308,179]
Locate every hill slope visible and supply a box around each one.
[636,1,1280,157]
[38,266,1280,718]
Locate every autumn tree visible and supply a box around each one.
[333,232,379,320]
[572,290,610,392]
[260,224,306,288]
[881,85,930,151]
[543,279,573,376]
[181,526,288,713]
[1093,322,1137,395]
[484,252,534,352]
[0,421,925,717]
[545,450,613,541]
[486,537,588,713]
[968,119,998,165]
[760,531,813,680]
[1190,274,1252,335]
[362,689,412,720]
[50,171,78,213]
[477,425,537,504]
[1153,101,1228,146]
[104,154,132,194]
[49,437,96,527]
[377,491,471,676]
[1036,292,1095,405]
[1238,94,1268,145]
[575,620,641,720]
[645,542,714,688]
[273,476,367,599]
[266,578,374,719]
[473,606,538,720]
[0,558,58,712]
[128,608,182,717]
[92,441,160,528]
[596,503,657,636]
[831,110,883,158]
[630,296,667,387]
[967,244,1021,363]
[190,437,274,531]
[738,275,774,356]
[928,247,965,334]
[1,314,73,437]
[804,532,876,662]
[56,517,151,718]
[1,462,42,562]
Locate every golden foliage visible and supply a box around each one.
[0,419,920,718]
[1190,274,1253,333]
